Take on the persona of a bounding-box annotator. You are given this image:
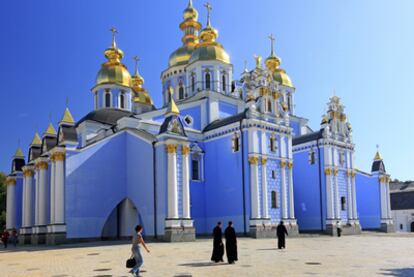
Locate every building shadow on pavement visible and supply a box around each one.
[380,268,414,277]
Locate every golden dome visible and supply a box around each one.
[272,69,293,88]
[265,34,293,87]
[96,28,131,87]
[169,45,195,67]
[183,0,198,21]
[131,56,153,106]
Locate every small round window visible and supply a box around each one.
[184,115,193,126]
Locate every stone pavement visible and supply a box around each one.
[1,232,414,277]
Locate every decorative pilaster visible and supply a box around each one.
[261,157,269,219]
[346,170,354,221]
[287,161,295,219]
[49,155,56,224]
[379,175,394,232]
[280,160,288,219]
[22,167,34,227]
[379,176,387,221]
[166,144,178,219]
[52,151,66,224]
[385,177,392,220]
[182,145,191,219]
[248,156,260,219]
[36,160,49,226]
[5,177,17,229]
[324,167,334,221]
[333,167,340,219]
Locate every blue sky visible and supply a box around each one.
[0,0,412,180]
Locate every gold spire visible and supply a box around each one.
[199,1,218,44]
[30,132,42,146]
[60,107,75,125]
[374,145,382,161]
[14,144,24,158]
[166,87,180,116]
[44,123,57,136]
[265,34,281,72]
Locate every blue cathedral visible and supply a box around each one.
[5,1,394,244]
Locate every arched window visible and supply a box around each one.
[222,74,226,92]
[179,83,184,100]
[232,133,240,152]
[287,94,291,112]
[119,92,125,109]
[271,191,278,208]
[270,136,276,152]
[105,90,111,108]
[341,197,346,211]
[267,99,272,113]
[205,72,211,90]
[191,74,195,92]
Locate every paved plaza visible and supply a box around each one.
[1,232,414,277]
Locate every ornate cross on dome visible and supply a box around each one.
[133,55,140,75]
[268,33,276,56]
[204,2,212,26]
[110,26,118,48]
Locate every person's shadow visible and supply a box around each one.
[380,267,414,277]
[179,262,229,267]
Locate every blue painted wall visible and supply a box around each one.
[218,101,237,119]
[181,106,201,130]
[356,172,381,229]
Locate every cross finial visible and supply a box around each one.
[110,26,118,48]
[65,96,69,108]
[204,1,212,26]
[244,60,248,72]
[188,0,193,8]
[376,144,379,151]
[133,56,140,75]
[268,33,276,56]
[48,112,52,122]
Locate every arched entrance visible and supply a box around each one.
[101,198,139,240]
[411,222,414,232]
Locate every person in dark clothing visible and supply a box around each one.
[1,229,10,248]
[336,221,342,237]
[11,228,18,247]
[211,222,224,263]
[224,221,238,264]
[276,221,288,249]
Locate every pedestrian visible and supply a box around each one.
[276,221,288,249]
[1,229,10,248]
[224,221,238,264]
[129,224,150,277]
[11,228,18,247]
[211,222,224,263]
[336,221,342,237]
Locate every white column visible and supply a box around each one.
[34,166,39,225]
[6,178,17,229]
[22,168,34,227]
[249,157,260,219]
[288,162,295,219]
[182,146,191,219]
[37,160,49,226]
[379,176,387,220]
[385,178,392,220]
[280,160,288,219]
[325,168,334,220]
[166,144,178,219]
[346,170,353,221]
[54,152,66,224]
[49,158,55,224]
[261,158,269,218]
[351,172,357,219]
[333,149,340,219]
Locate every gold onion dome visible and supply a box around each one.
[131,57,153,106]
[169,1,202,67]
[188,2,230,64]
[265,34,293,88]
[96,27,131,87]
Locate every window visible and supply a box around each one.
[267,99,272,113]
[119,92,125,109]
[232,133,240,152]
[192,159,200,181]
[191,74,195,92]
[178,83,184,100]
[341,197,346,211]
[272,170,276,179]
[287,94,291,112]
[309,149,316,165]
[105,90,111,108]
[271,191,278,208]
[222,74,226,92]
[339,151,345,166]
[270,136,276,152]
[205,72,211,90]
[400,224,403,230]
[184,115,193,126]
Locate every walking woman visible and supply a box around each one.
[130,225,150,277]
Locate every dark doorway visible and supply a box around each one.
[411,222,414,232]
[101,198,139,240]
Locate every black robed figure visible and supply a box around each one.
[211,222,224,263]
[277,221,289,249]
[224,221,238,264]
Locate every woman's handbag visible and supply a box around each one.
[126,255,136,268]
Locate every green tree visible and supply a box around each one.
[0,172,6,230]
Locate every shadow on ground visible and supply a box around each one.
[380,268,414,277]
[179,262,229,267]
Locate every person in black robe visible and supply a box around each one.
[276,221,288,249]
[336,221,342,237]
[224,221,238,264]
[211,222,224,263]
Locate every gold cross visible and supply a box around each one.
[204,2,212,26]
[110,26,118,48]
[268,33,275,55]
[133,56,140,74]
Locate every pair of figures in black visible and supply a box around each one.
[211,221,238,264]
[277,221,288,249]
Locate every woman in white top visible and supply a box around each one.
[130,224,150,277]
